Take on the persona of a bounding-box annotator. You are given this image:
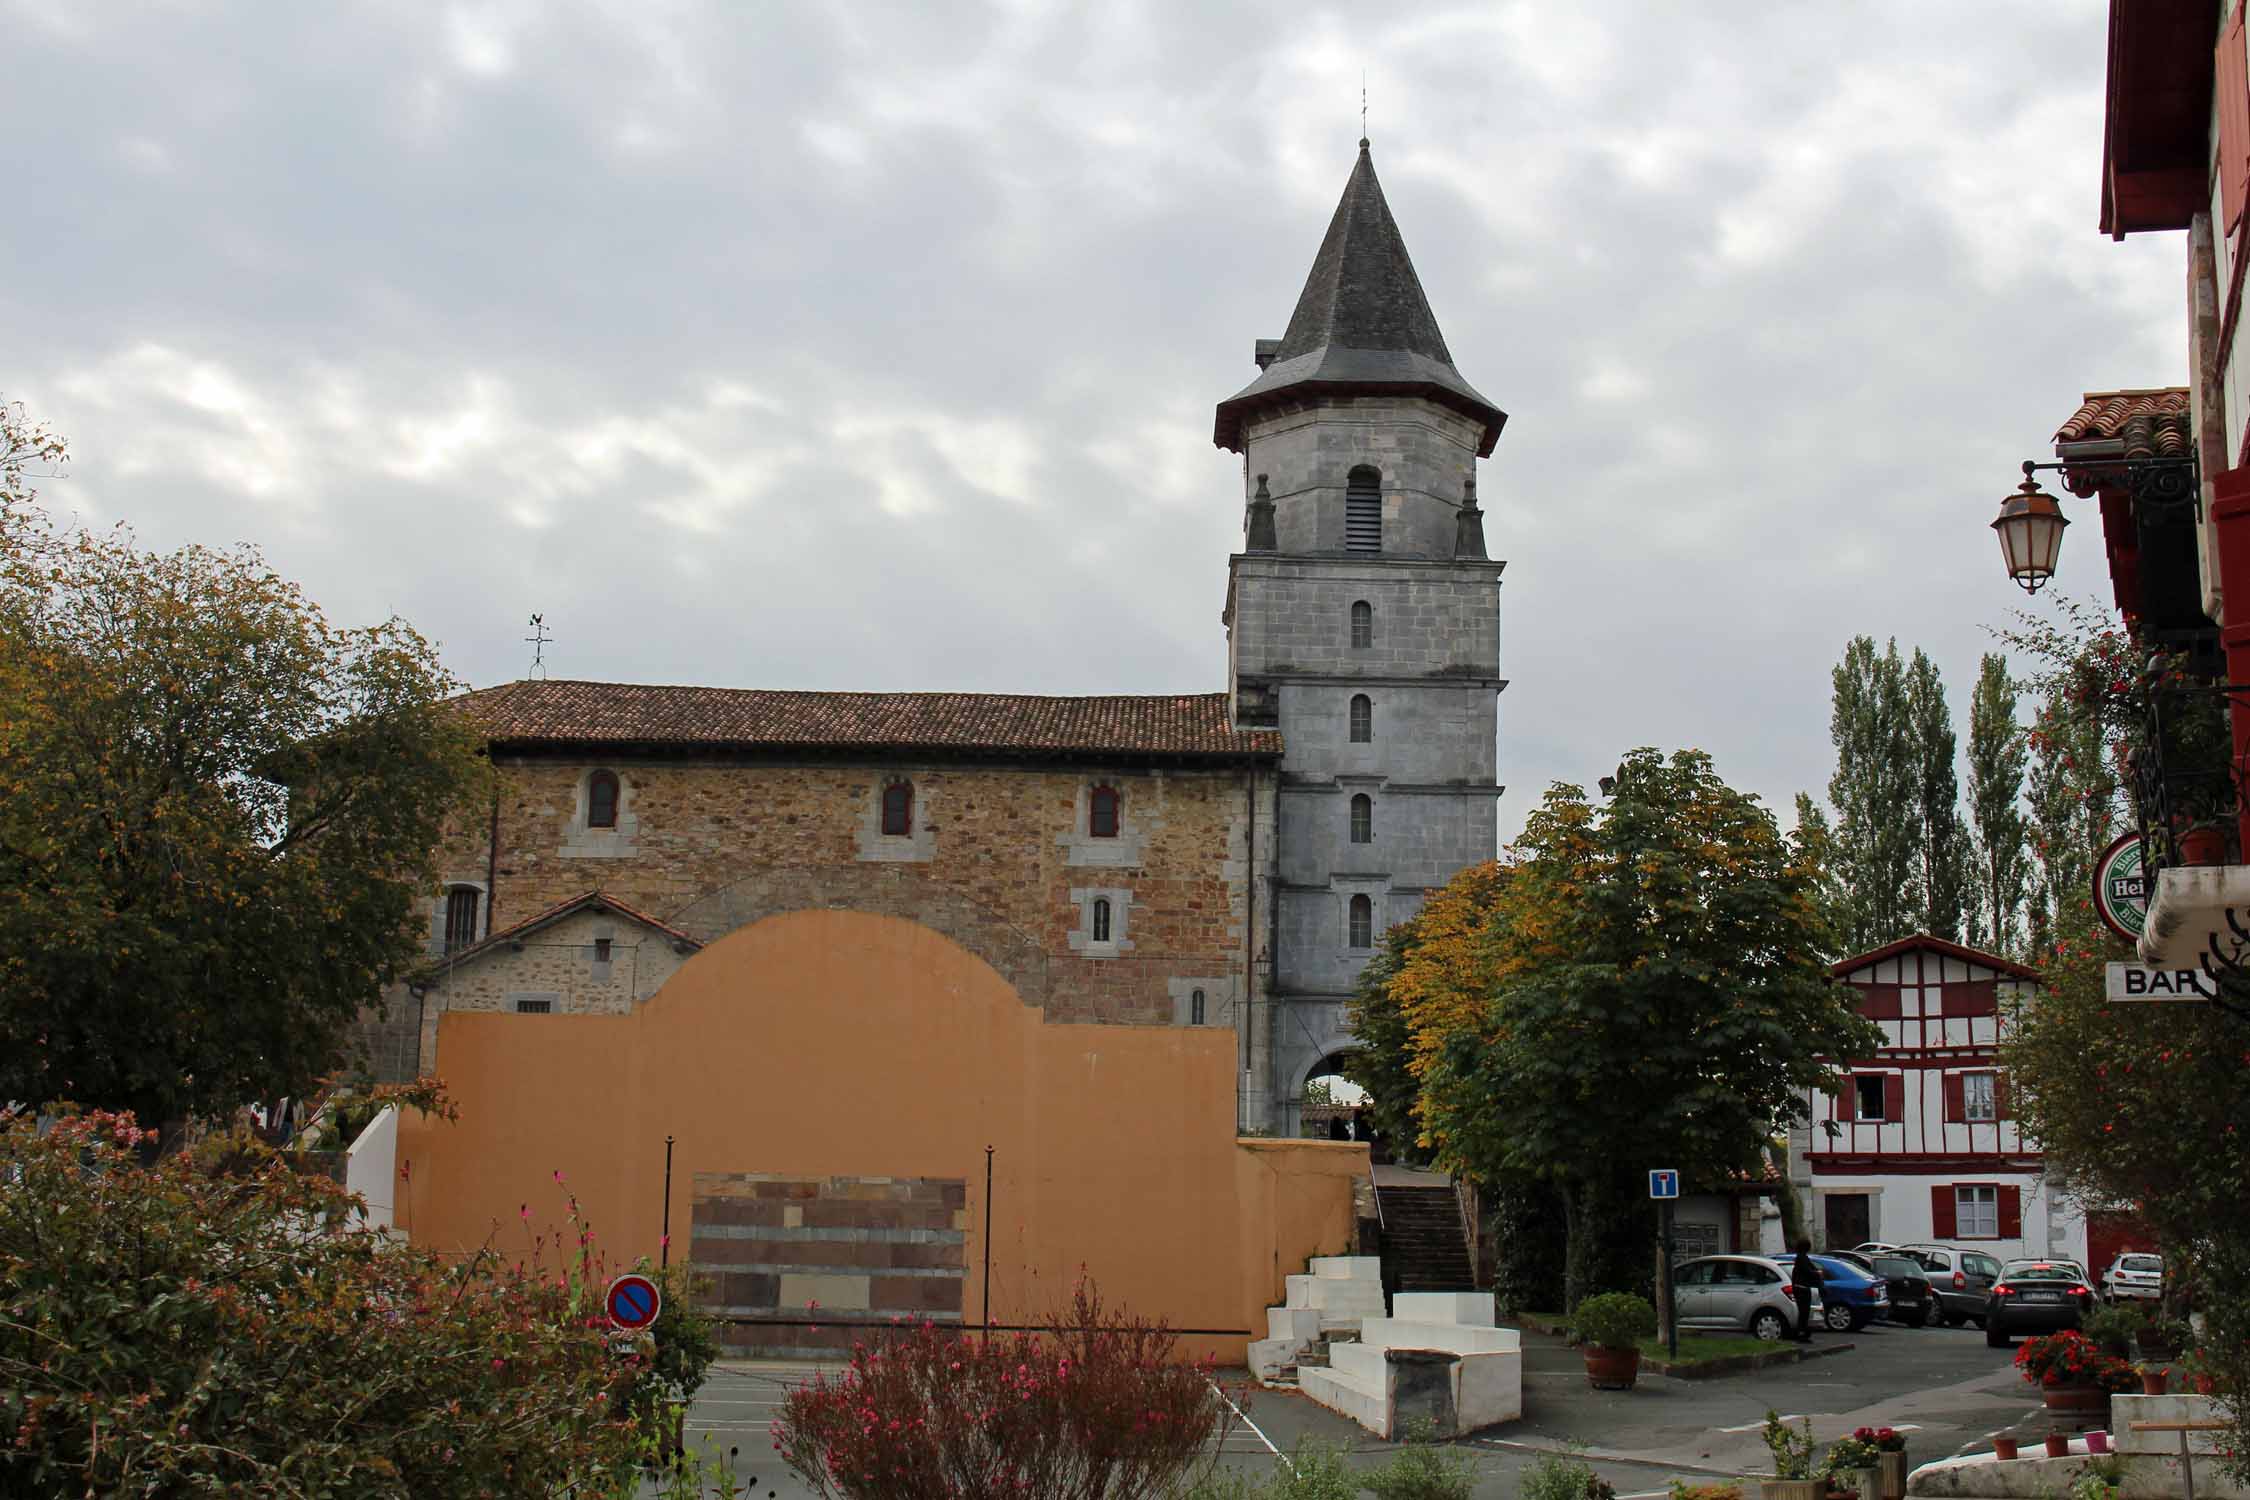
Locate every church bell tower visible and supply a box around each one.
[1217,139,1507,1137]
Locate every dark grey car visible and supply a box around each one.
[1905,1245,2004,1325]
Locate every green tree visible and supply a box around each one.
[1418,749,1880,1308]
[1791,793,1848,955]
[0,495,493,1125]
[1342,918,1425,1154]
[1828,637,1920,951]
[1907,647,1978,943]
[1966,652,2030,956]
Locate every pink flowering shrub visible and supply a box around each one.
[774,1280,1236,1498]
[0,1110,656,1496]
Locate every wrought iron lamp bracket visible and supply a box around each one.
[2024,455,2201,517]
[2190,910,2250,1023]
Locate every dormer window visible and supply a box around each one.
[1345,466,1381,553]
[881,780,914,837]
[1090,785,1120,838]
[587,769,619,829]
[1350,600,1373,649]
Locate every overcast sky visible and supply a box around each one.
[2,1,2181,845]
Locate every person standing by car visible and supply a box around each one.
[1792,1239,1819,1342]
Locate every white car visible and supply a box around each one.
[2101,1252,2164,1303]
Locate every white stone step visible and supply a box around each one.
[1267,1305,1323,1342]
[1329,1340,1387,1385]
[1299,1363,1390,1438]
[1361,1317,1519,1356]
[1246,1336,1300,1383]
[1310,1254,1384,1281]
[1392,1291,1494,1326]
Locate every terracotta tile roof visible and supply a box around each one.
[455,679,1281,761]
[2053,388,2191,456]
[429,889,701,975]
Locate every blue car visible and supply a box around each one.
[1811,1255,1893,1331]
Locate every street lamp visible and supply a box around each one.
[1992,463,2070,594]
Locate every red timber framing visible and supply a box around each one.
[2212,465,2250,857]
[1806,935,2039,1175]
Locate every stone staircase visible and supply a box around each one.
[1377,1183,1474,1291]
[1301,1291,1524,1439]
[1248,1255,1386,1386]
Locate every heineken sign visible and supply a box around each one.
[2092,832,2149,945]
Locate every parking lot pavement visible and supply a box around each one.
[664,1318,2050,1499]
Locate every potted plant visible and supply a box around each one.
[2085,1430,2112,1455]
[1854,1426,1908,1500]
[1991,1434,2019,1461]
[1759,1411,1819,1500]
[2014,1331,2134,1421]
[2135,1361,2169,1395]
[1576,1292,1657,1391]
[2044,1432,2071,1458]
[1819,1432,1881,1500]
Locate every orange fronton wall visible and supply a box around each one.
[395,909,1365,1362]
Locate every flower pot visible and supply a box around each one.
[1841,1466,1878,1500]
[2085,1431,2111,1455]
[2140,1367,2170,1396]
[1757,1479,1822,1500]
[1992,1437,2019,1461]
[1585,1345,1641,1390]
[2041,1383,2108,1421]
[2179,826,2227,865]
[1877,1449,1907,1500]
[2044,1433,2070,1458]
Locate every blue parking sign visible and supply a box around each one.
[1648,1169,1679,1199]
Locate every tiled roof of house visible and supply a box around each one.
[455,679,1282,761]
[1832,932,2042,983]
[427,890,701,976]
[2053,388,2191,456]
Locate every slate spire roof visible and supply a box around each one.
[1214,140,1505,456]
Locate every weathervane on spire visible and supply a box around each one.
[1361,71,1368,144]
[524,613,552,679]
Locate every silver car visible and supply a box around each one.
[1671,1254,1824,1341]
[2101,1253,2163,1303]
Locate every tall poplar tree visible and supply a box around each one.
[2025,695,2118,955]
[1966,653,2030,956]
[1828,637,1919,950]
[1907,648,1978,942]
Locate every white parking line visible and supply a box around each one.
[1210,1380,1286,1469]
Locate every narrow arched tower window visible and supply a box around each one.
[1345,466,1381,553]
[1092,897,1113,943]
[881,780,914,836]
[443,885,480,954]
[587,769,620,829]
[1350,793,1372,844]
[1089,785,1120,838]
[1191,988,1206,1025]
[1349,694,1372,743]
[1348,894,1373,949]
[1350,600,1373,648]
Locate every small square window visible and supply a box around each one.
[881,781,913,837]
[1854,1075,1886,1121]
[1956,1185,1998,1238]
[1089,786,1120,838]
[1963,1072,1996,1122]
[594,938,612,964]
[515,998,554,1015]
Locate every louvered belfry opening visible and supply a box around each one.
[1345,465,1382,552]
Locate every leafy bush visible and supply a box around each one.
[1762,1411,1815,1480]
[1819,1434,1881,1475]
[2080,1301,2146,1350]
[774,1280,1233,1499]
[1666,1484,1741,1500]
[1363,1421,1478,1500]
[1573,1291,1657,1350]
[1521,1450,1617,1500]
[0,1110,647,1496]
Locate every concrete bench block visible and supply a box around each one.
[1361,1317,1520,1356]
[2113,1394,2229,1456]
[1455,1349,1523,1430]
[1267,1305,1323,1342]
[1300,1363,1390,1438]
[1247,1337,1298,1383]
[1329,1341,1387,1384]
[1284,1274,1319,1308]
[1310,1255,1384,1281]
[1393,1291,1494,1326]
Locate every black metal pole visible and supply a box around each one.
[662,1134,675,1270]
[983,1144,994,1334]
[1662,1199,1677,1359]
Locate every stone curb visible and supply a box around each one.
[1510,1318,1857,1380]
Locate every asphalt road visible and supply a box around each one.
[654,1319,2051,1498]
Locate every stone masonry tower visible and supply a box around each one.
[1217,140,1506,1137]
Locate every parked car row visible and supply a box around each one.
[1847,1241,2005,1325]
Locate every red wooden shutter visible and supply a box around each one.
[1943,1074,1966,1123]
[1931,1185,1958,1240]
[1882,1073,1905,1123]
[1998,1185,2023,1240]
[2222,10,2250,233]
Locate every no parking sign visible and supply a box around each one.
[605,1273,661,1333]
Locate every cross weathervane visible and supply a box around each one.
[525,613,552,679]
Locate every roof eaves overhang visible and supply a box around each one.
[2099,0,2216,239]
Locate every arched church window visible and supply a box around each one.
[1345,466,1381,553]
[1349,694,1372,743]
[1350,793,1372,844]
[881,780,914,836]
[1350,600,1373,649]
[1089,785,1120,838]
[443,885,480,954]
[1191,988,1206,1026]
[587,769,620,829]
[1092,897,1113,943]
[1348,894,1373,949]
